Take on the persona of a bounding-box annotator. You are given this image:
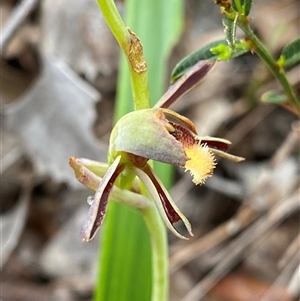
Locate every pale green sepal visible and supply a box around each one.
[73,158,109,178]
[71,162,151,209]
[110,109,188,166]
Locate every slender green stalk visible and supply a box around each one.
[141,204,168,301]
[95,1,169,300]
[97,0,151,110]
[96,0,128,50]
[237,17,299,111]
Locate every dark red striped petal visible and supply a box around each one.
[81,156,125,242]
[201,139,230,152]
[134,164,193,240]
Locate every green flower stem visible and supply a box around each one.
[141,203,168,301]
[96,0,127,50]
[96,0,151,110]
[95,1,168,300]
[117,172,168,301]
[238,17,300,111]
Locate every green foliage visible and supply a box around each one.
[213,0,299,113]
[171,39,249,82]
[211,43,232,60]
[211,39,250,59]
[278,37,300,69]
[232,0,252,16]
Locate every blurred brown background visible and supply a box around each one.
[1,0,299,300]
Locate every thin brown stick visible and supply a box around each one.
[287,263,300,299]
[261,251,299,301]
[226,103,275,144]
[269,121,300,169]
[181,190,300,301]
[210,176,299,265]
[279,232,300,269]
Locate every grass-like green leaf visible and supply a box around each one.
[278,37,300,69]
[94,1,184,301]
[171,39,249,82]
[232,0,252,16]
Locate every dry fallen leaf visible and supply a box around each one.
[41,0,119,81]
[4,52,106,187]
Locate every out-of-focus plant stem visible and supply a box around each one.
[238,16,299,113]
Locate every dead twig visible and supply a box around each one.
[287,263,300,299]
[261,251,299,301]
[0,176,32,268]
[181,189,300,301]
[226,103,275,145]
[278,232,300,269]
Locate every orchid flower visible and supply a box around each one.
[70,60,244,242]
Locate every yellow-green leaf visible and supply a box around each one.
[171,39,249,82]
[278,37,300,68]
[232,0,252,16]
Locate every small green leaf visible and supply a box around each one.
[243,0,252,15]
[222,16,238,49]
[211,44,232,60]
[232,0,242,13]
[211,41,249,61]
[171,40,222,82]
[236,38,251,51]
[232,0,252,16]
[261,91,287,104]
[171,39,249,82]
[278,37,300,68]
